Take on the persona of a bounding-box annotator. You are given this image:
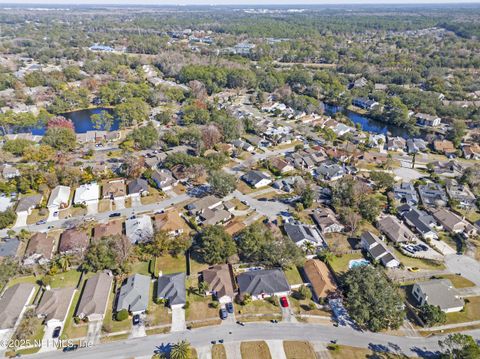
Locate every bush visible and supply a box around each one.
[115,309,129,321]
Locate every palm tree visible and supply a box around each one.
[57,255,71,272]
[170,340,191,359]
[303,242,316,255]
[318,249,334,265]
[198,280,209,297]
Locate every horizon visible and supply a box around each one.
[1,0,480,6]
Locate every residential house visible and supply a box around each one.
[350,77,368,89]
[153,209,188,237]
[59,229,89,255]
[406,138,428,154]
[237,269,291,300]
[127,178,149,197]
[284,222,325,249]
[155,272,186,308]
[102,179,126,199]
[224,220,246,236]
[1,164,20,179]
[186,195,223,216]
[433,140,456,156]
[272,176,305,193]
[241,171,272,188]
[125,215,154,243]
[36,287,76,327]
[73,182,100,205]
[76,272,113,321]
[117,274,151,314]
[199,207,232,226]
[393,182,419,206]
[352,98,379,110]
[268,157,294,174]
[0,283,36,335]
[432,208,477,237]
[462,143,480,160]
[16,194,43,216]
[386,137,406,152]
[93,220,123,241]
[412,279,464,313]
[377,215,415,243]
[432,161,463,178]
[23,232,55,265]
[361,152,388,166]
[0,238,20,259]
[415,113,441,127]
[151,169,178,191]
[402,206,439,240]
[311,208,344,234]
[303,259,337,301]
[315,162,345,181]
[201,264,235,303]
[418,183,448,207]
[232,139,254,152]
[47,185,71,212]
[445,180,477,209]
[360,231,400,268]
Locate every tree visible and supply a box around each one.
[198,280,209,296]
[83,235,132,274]
[300,185,314,208]
[42,127,77,151]
[0,258,19,290]
[116,309,129,321]
[419,304,446,327]
[114,98,150,127]
[201,124,222,150]
[0,209,16,229]
[208,170,237,197]
[438,334,480,359]
[358,195,382,222]
[2,139,34,155]
[170,340,191,359]
[91,110,114,131]
[47,116,75,131]
[447,120,467,147]
[197,225,236,264]
[342,266,404,332]
[129,122,159,149]
[370,171,395,191]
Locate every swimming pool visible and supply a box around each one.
[348,258,370,269]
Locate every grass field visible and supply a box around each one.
[440,274,475,288]
[147,281,171,327]
[240,341,272,359]
[156,255,187,275]
[185,278,219,322]
[284,266,303,285]
[391,248,445,270]
[211,344,227,359]
[446,296,480,325]
[329,253,365,275]
[102,289,132,334]
[283,341,316,359]
[62,290,88,339]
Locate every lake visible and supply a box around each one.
[31,108,119,135]
[324,104,410,138]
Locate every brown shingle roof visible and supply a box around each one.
[93,220,123,241]
[153,209,188,234]
[303,259,337,299]
[76,272,113,320]
[59,229,89,254]
[202,264,235,299]
[24,232,55,260]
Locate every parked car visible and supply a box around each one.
[280,297,289,308]
[62,344,79,352]
[132,314,140,325]
[220,308,228,320]
[52,326,61,338]
[109,212,121,218]
[226,302,234,313]
[36,219,46,225]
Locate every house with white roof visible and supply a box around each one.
[73,182,100,205]
[125,215,154,243]
[47,185,71,211]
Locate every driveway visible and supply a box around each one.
[86,201,99,215]
[170,307,186,332]
[130,196,142,207]
[232,190,288,220]
[14,211,28,227]
[393,167,424,182]
[130,314,146,338]
[281,298,297,323]
[445,254,480,286]
[397,241,443,261]
[39,322,64,352]
[86,320,103,345]
[430,240,456,256]
[196,345,212,359]
[266,340,287,359]
[224,342,242,359]
[113,197,125,210]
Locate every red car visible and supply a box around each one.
[280,296,289,308]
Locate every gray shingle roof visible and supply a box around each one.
[117,274,150,313]
[237,269,290,297]
[0,283,35,330]
[156,272,186,306]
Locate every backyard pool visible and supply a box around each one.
[348,258,370,269]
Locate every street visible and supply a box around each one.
[29,321,476,359]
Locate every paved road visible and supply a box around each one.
[1,194,191,237]
[30,322,473,359]
[445,254,480,286]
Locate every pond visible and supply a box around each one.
[31,108,120,135]
[324,103,411,138]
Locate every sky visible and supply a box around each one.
[1,0,479,5]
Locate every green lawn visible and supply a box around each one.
[147,281,171,327]
[156,255,186,275]
[237,298,282,321]
[102,288,132,334]
[130,261,152,276]
[329,253,365,275]
[440,274,475,289]
[49,270,82,288]
[446,296,480,325]
[284,266,303,285]
[62,290,88,339]
[391,248,445,270]
[289,291,331,317]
